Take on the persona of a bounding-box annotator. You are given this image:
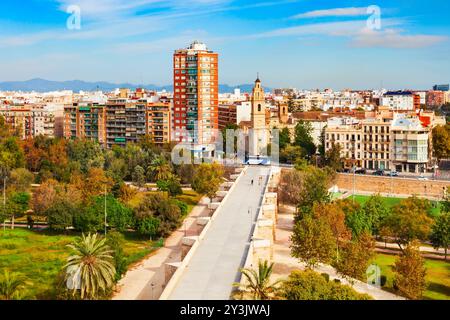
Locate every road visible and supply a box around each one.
[167,166,271,300]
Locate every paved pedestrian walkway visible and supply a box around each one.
[167,166,271,300]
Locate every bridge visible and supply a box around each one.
[160,166,271,300]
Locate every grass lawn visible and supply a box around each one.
[352,195,403,208]
[352,195,443,216]
[0,228,157,300]
[372,253,450,300]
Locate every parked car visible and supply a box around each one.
[372,170,384,176]
[418,176,429,181]
[389,171,399,177]
[355,169,366,175]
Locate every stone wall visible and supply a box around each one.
[336,173,449,199]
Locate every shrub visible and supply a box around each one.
[280,270,370,300]
[135,216,160,239]
[106,231,127,281]
[46,200,76,231]
[73,208,103,233]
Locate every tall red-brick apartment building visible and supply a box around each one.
[173,41,219,146]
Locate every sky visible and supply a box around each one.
[0,0,449,90]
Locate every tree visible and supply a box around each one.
[132,165,146,187]
[32,179,59,216]
[117,183,137,203]
[176,163,195,185]
[65,233,116,300]
[334,232,375,282]
[46,200,76,232]
[336,199,371,238]
[135,215,161,239]
[280,270,371,300]
[278,169,303,207]
[157,175,183,197]
[387,197,434,251]
[9,168,34,192]
[324,143,343,172]
[279,127,291,150]
[148,156,172,182]
[294,120,316,157]
[133,192,183,237]
[236,260,281,300]
[6,192,30,229]
[192,163,224,202]
[0,270,27,300]
[84,195,133,233]
[296,166,334,217]
[106,231,128,281]
[362,195,391,235]
[393,241,427,300]
[67,139,105,173]
[71,168,113,201]
[291,215,336,269]
[279,145,303,164]
[432,125,450,161]
[313,203,352,255]
[430,212,449,260]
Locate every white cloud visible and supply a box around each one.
[249,18,447,49]
[352,28,448,48]
[292,7,369,19]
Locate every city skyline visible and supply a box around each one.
[0,0,449,90]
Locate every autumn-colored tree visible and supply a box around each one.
[291,215,336,269]
[192,163,224,202]
[20,138,44,172]
[117,183,137,203]
[32,179,59,216]
[432,125,450,161]
[393,240,427,300]
[386,197,434,251]
[9,168,34,192]
[278,169,303,207]
[72,168,113,201]
[47,139,69,169]
[313,203,352,257]
[334,232,375,282]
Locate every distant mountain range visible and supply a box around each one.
[0,78,271,93]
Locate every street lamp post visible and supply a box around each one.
[352,165,356,203]
[3,177,6,232]
[104,185,107,236]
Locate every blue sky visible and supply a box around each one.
[0,0,449,90]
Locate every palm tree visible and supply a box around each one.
[236,260,281,300]
[148,157,172,182]
[0,270,27,300]
[65,233,116,300]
